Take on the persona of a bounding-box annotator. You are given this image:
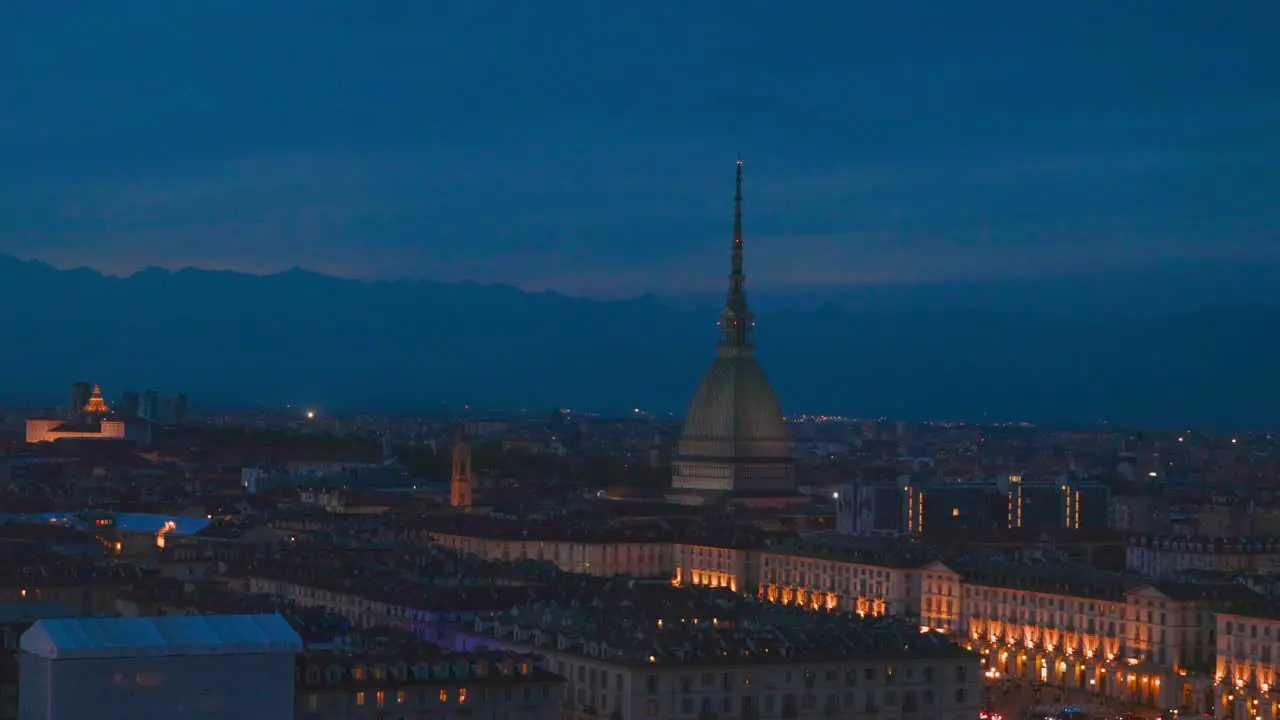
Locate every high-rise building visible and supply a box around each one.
[669,161,795,505]
[836,478,910,535]
[159,393,188,424]
[138,389,159,421]
[68,382,91,418]
[118,391,140,419]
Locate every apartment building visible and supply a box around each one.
[756,540,946,620]
[456,582,980,720]
[748,538,1259,715]
[1215,604,1280,720]
[417,516,676,578]
[1126,535,1280,579]
[295,638,563,720]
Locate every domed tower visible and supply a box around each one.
[82,385,110,416]
[669,160,795,504]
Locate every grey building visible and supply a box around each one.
[19,614,301,720]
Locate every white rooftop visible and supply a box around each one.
[21,614,302,660]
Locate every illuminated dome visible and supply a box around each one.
[681,356,788,443]
[83,385,110,415]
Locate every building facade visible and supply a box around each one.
[295,649,562,720]
[19,614,301,720]
[460,606,980,720]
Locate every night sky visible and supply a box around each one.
[2,1,1277,300]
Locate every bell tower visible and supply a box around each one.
[450,430,473,510]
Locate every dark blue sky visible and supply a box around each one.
[1,1,1277,299]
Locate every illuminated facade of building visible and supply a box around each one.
[755,544,955,621]
[948,576,1253,715]
[1216,608,1280,720]
[25,383,151,445]
[24,417,129,444]
[671,543,759,594]
[744,537,1262,716]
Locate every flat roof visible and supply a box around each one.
[21,614,302,660]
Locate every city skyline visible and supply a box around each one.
[3,6,1277,720]
[1,2,1277,299]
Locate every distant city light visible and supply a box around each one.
[306,410,316,420]
[832,492,839,499]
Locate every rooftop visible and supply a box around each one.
[957,560,1132,602]
[414,514,687,544]
[475,579,971,666]
[21,613,303,660]
[298,628,561,689]
[765,536,941,569]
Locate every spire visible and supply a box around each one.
[732,156,744,275]
[718,158,753,355]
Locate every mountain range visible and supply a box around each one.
[1,254,1275,429]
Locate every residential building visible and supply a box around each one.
[458,582,980,720]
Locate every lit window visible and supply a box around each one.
[353,667,364,681]
[439,689,448,703]
[952,508,959,517]
[376,691,385,708]
[459,688,468,704]
[396,690,405,705]
[356,692,365,706]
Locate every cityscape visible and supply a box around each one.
[2,3,1276,720]
[2,161,1277,720]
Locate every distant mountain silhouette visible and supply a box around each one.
[667,259,1280,317]
[1,254,1275,429]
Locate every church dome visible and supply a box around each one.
[681,356,789,442]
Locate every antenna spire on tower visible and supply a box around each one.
[718,158,753,354]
